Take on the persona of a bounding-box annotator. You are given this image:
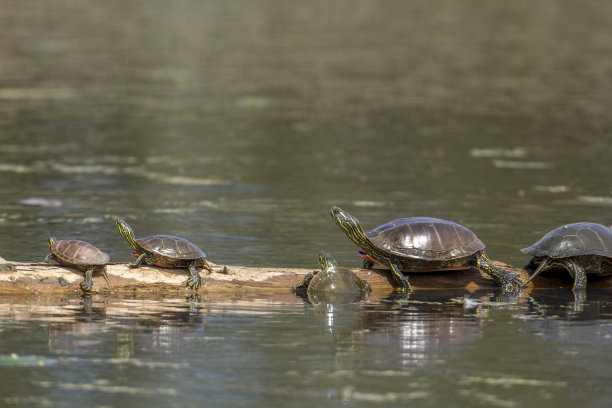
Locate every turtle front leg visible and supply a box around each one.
[186,261,202,290]
[523,257,550,286]
[476,252,523,292]
[388,258,412,293]
[362,280,372,295]
[80,267,94,294]
[44,253,54,264]
[292,272,316,294]
[129,253,148,268]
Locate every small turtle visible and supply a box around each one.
[293,251,371,303]
[330,206,522,292]
[44,237,111,294]
[115,218,211,290]
[522,222,612,292]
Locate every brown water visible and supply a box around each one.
[1,1,612,407]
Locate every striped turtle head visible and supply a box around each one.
[318,250,339,271]
[330,206,369,248]
[115,218,142,252]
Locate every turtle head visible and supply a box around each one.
[115,218,141,252]
[318,250,339,271]
[48,237,56,249]
[330,206,368,247]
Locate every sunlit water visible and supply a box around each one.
[1,1,612,407]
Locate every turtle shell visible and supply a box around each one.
[522,222,612,259]
[366,217,485,261]
[51,240,110,266]
[307,267,367,295]
[137,235,206,260]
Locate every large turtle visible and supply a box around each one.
[44,237,111,294]
[292,251,371,303]
[330,206,522,292]
[522,222,612,292]
[115,218,212,290]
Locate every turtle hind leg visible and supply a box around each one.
[186,261,202,290]
[476,252,523,291]
[292,272,316,294]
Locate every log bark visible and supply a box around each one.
[0,256,610,295]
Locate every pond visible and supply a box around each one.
[0,1,611,407]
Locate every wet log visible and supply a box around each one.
[0,256,610,295]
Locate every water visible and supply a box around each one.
[2,292,612,408]
[1,0,612,406]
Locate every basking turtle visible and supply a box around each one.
[522,222,612,291]
[115,218,211,290]
[44,237,111,294]
[330,206,522,292]
[293,251,371,303]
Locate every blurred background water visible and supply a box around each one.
[0,1,611,407]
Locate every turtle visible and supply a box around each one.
[522,222,612,292]
[115,218,212,290]
[292,251,371,303]
[44,237,111,294]
[330,206,523,292]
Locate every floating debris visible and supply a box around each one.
[0,353,56,367]
[34,379,178,395]
[20,198,63,207]
[532,185,571,193]
[576,196,612,205]
[459,375,567,388]
[492,160,554,170]
[0,88,76,100]
[237,96,269,108]
[352,201,386,207]
[469,147,528,158]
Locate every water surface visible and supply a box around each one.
[1,1,612,406]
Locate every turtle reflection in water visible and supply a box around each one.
[44,237,111,294]
[522,222,612,297]
[330,206,523,293]
[293,251,371,303]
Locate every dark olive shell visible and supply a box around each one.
[137,235,206,260]
[522,222,612,259]
[51,240,110,266]
[366,217,485,261]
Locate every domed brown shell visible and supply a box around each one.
[366,217,485,261]
[51,240,110,266]
[137,235,206,260]
[522,222,612,259]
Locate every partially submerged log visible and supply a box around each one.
[0,256,610,294]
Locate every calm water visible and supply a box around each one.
[1,0,612,406]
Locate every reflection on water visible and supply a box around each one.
[1,292,612,407]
